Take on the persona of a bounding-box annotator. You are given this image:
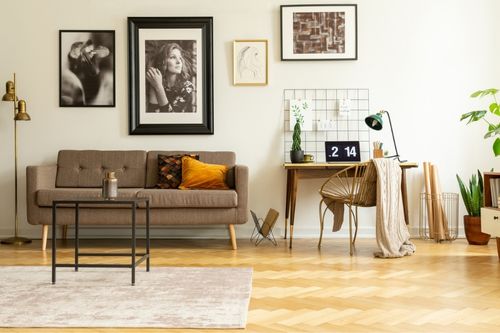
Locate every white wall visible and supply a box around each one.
[0,0,499,240]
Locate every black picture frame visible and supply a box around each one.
[59,30,116,107]
[280,4,357,61]
[128,17,214,135]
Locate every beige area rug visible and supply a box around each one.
[0,266,252,328]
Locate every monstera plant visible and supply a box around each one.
[460,88,500,156]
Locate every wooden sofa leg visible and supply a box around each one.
[41,225,48,251]
[228,224,237,250]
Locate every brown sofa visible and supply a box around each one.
[27,150,248,251]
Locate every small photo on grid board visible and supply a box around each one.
[289,99,313,131]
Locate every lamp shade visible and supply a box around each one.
[365,113,383,130]
[2,80,16,101]
[14,100,30,121]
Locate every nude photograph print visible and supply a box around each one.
[128,17,213,135]
[233,40,268,86]
[59,30,115,107]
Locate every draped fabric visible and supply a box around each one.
[373,159,416,258]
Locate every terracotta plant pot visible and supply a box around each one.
[463,215,490,245]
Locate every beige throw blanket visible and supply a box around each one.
[373,159,416,258]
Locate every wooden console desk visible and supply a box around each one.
[284,162,418,248]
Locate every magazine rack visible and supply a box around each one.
[250,209,279,246]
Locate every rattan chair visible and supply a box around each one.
[318,161,377,255]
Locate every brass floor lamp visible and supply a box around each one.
[1,73,32,245]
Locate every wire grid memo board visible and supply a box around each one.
[283,88,371,163]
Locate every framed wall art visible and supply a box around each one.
[280,4,357,61]
[59,30,115,107]
[128,17,213,135]
[233,40,268,86]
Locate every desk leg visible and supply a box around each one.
[284,170,292,239]
[289,170,298,249]
[401,168,409,225]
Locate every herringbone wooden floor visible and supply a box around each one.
[1,237,499,333]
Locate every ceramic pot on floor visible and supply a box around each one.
[464,215,490,245]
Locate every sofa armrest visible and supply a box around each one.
[26,165,57,225]
[235,165,248,224]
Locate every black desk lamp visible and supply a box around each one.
[365,110,406,162]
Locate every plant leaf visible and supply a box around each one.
[456,174,472,215]
[477,170,483,194]
[483,125,500,139]
[470,90,483,98]
[493,138,500,157]
[460,110,487,124]
[490,103,500,116]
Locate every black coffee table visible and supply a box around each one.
[51,197,150,285]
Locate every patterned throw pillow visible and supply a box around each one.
[156,154,198,189]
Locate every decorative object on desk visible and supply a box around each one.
[102,171,118,199]
[460,88,500,156]
[1,73,32,246]
[365,110,406,162]
[250,209,279,246]
[128,17,213,134]
[233,40,268,86]
[290,101,305,163]
[324,141,360,162]
[373,141,384,158]
[303,154,314,162]
[456,170,490,245]
[280,4,358,61]
[59,30,115,107]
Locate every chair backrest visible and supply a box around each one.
[319,161,377,207]
[352,161,377,207]
[260,208,279,237]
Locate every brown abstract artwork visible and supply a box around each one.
[293,12,345,54]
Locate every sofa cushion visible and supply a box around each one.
[156,154,198,189]
[137,189,237,208]
[179,157,229,190]
[146,151,236,188]
[37,188,143,207]
[56,150,147,188]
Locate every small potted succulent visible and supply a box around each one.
[456,171,490,245]
[290,104,304,163]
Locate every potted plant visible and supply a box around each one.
[456,171,490,245]
[290,103,304,163]
[460,88,500,156]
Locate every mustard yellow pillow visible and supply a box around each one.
[178,157,229,190]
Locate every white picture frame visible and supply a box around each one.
[233,40,268,86]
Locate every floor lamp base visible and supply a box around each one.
[1,236,32,245]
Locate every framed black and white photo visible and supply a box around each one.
[280,4,357,61]
[59,30,115,107]
[128,17,213,135]
[233,40,268,86]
